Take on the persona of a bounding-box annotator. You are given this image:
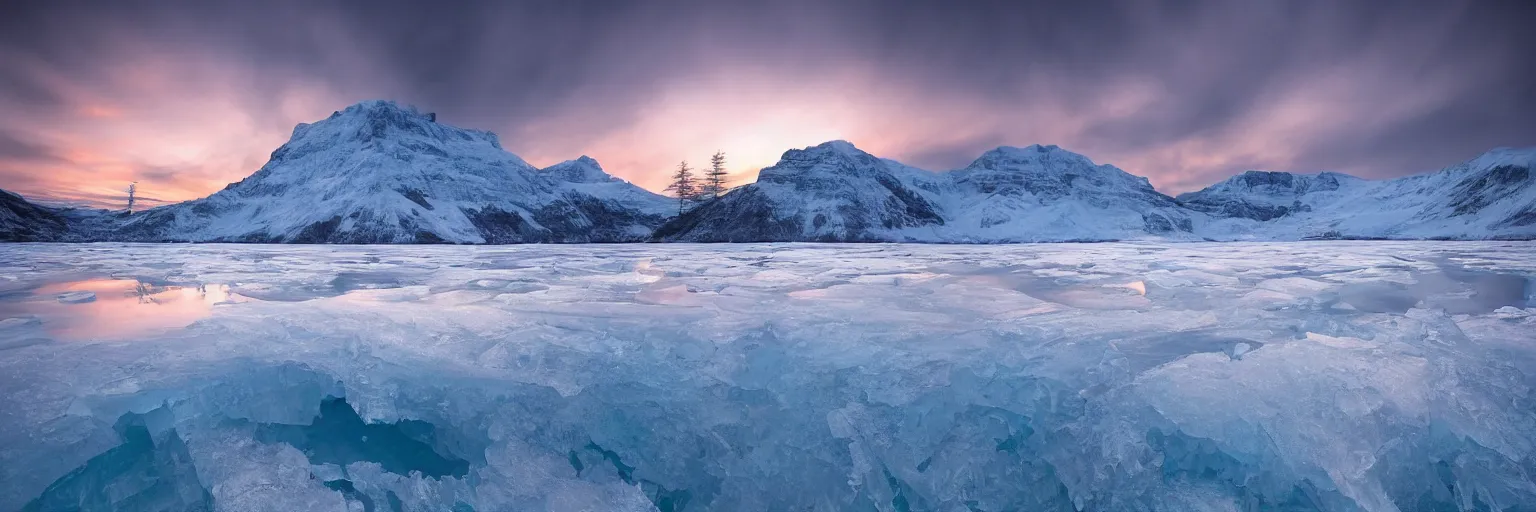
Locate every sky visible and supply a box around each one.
[0,0,1532,208]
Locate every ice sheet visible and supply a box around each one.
[1,242,1534,511]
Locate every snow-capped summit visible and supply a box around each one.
[300,100,493,145]
[755,140,915,182]
[1188,147,1536,240]
[965,144,1091,170]
[107,100,670,243]
[941,145,1195,240]
[539,156,619,184]
[657,141,1197,242]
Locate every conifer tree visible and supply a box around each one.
[703,151,728,200]
[663,160,698,215]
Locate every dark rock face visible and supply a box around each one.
[1449,165,1529,217]
[1176,171,1339,221]
[290,216,345,243]
[874,174,946,228]
[533,196,669,243]
[1142,213,1194,233]
[0,189,67,242]
[1498,206,1536,228]
[653,188,808,242]
[1179,198,1302,222]
[398,188,435,210]
[462,206,545,243]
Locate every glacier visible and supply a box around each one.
[2,242,1535,511]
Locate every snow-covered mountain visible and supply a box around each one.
[653,141,948,241]
[656,141,1199,242]
[659,141,1534,242]
[941,145,1196,241]
[0,188,66,242]
[1182,147,1536,240]
[103,101,671,243]
[2,103,1529,244]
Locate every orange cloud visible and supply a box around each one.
[0,51,350,208]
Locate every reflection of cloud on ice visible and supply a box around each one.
[631,258,664,284]
[26,278,247,341]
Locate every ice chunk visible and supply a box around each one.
[56,291,96,304]
[1229,341,1252,360]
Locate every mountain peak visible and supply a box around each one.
[967,144,1098,172]
[812,140,861,152]
[1464,146,1536,170]
[991,144,1062,154]
[759,140,884,182]
[334,100,431,120]
[311,100,440,129]
[283,100,501,151]
[783,140,869,159]
[540,156,620,183]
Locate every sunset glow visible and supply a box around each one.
[1,1,1531,208]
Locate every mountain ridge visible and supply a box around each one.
[656,141,1204,242]
[1182,146,1536,240]
[1,101,1531,243]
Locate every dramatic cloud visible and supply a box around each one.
[1,0,1532,207]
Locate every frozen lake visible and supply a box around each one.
[2,242,1534,511]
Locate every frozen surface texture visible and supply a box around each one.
[1,242,1534,511]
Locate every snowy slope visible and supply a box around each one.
[0,188,67,242]
[657,142,1198,242]
[937,145,1197,242]
[106,101,670,243]
[1184,147,1536,240]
